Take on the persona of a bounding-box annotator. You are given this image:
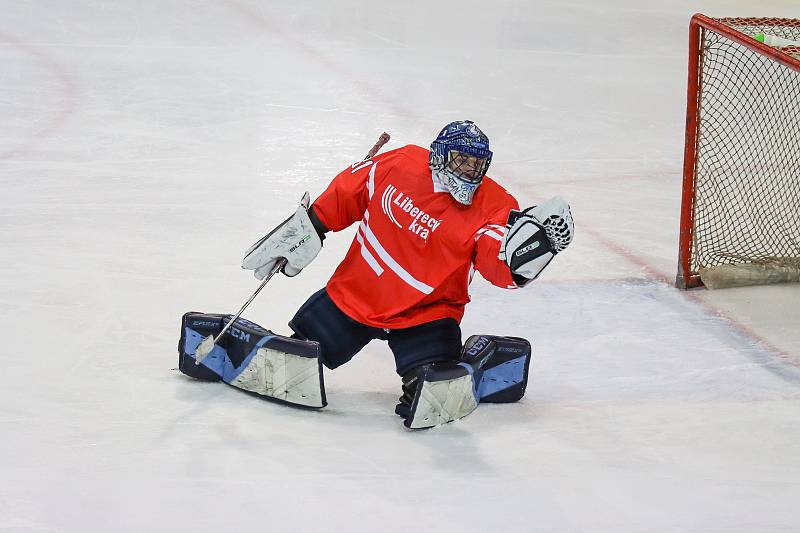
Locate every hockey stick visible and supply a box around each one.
[193,132,390,365]
[366,132,390,159]
[194,257,286,364]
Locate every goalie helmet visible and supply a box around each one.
[429,120,493,205]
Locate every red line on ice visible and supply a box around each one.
[0,31,79,160]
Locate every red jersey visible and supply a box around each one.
[312,144,519,329]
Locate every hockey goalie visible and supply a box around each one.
[178,120,573,429]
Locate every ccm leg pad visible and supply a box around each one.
[460,335,532,403]
[178,311,326,408]
[403,362,479,429]
[399,335,532,429]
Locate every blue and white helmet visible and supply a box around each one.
[429,120,493,205]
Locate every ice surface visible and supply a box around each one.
[2,1,800,531]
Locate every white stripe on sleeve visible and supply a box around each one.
[475,227,505,242]
[367,161,377,199]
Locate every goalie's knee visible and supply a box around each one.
[387,317,462,377]
[289,288,379,370]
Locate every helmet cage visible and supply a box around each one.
[445,150,490,184]
[429,121,493,204]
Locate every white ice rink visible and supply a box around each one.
[2,1,800,531]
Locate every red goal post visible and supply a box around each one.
[677,14,800,289]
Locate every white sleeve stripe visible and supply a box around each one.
[351,160,373,173]
[356,227,384,276]
[367,161,377,199]
[474,229,504,242]
[360,221,434,295]
[475,224,507,235]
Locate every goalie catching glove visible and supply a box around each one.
[500,196,573,285]
[242,192,325,278]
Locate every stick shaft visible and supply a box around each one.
[221,132,386,337]
[196,133,389,365]
[211,258,285,345]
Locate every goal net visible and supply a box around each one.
[677,15,800,289]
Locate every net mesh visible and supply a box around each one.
[691,18,800,277]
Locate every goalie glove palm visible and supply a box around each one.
[241,193,322,278]
[501,196,573,284]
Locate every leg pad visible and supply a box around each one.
[404,363,478,429]
[178,311,326,408]
[399,335,532,429]
[461,335,532,403]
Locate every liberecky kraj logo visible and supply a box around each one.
[381,185,442,241]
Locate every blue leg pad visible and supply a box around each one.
[460,335,532,403]
[178,311,326,408]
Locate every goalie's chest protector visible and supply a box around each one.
[323,145,511,329]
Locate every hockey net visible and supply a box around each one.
[677,15,800,289]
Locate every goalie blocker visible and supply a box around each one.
[178,311,326,408]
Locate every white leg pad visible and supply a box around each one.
[407,374,478,429]
[229,347,324,408]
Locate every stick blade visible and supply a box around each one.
[194,335,216,365]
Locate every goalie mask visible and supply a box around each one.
[429,120,493,205]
